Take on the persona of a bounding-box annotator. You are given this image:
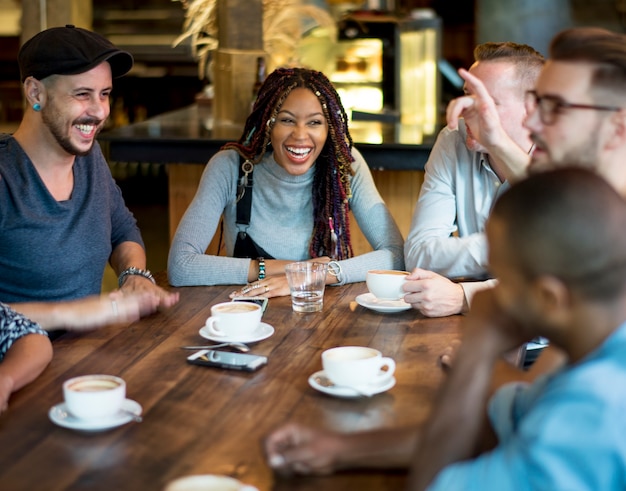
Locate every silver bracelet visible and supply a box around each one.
[327,260,342,284]
[118,267,155,288]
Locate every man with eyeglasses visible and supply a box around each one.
[525,27,626,196]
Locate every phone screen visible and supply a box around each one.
[187,349,267,371]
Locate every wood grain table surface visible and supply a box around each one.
[0,278,463,491]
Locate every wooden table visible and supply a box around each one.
[0,280,462,491]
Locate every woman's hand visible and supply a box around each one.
[230,275,291,299]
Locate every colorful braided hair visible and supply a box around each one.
[221,67,355,260]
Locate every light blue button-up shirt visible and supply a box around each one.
[405,120,508,278]
[428,321,626,490]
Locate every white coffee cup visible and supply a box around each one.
[366,269,409,300]
[163,474,258,491]
[205,302,262,338]
[322,346,395,388]
[63,374,126,421]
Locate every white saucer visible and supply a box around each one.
[308,370,396,398]
[49,399,142,432]
[199,322,275,343]
[355,293,412,313]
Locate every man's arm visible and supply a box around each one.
[447,68,531,182]
[0,334,52,413]
[9,290,160,332]
[407,289,529,490]
[110,241,179,308]
[264,423,419,476]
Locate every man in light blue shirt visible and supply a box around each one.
[409,168,626,490]
[403,42,543,317]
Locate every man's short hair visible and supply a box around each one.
[550,27,626,104]
[473,42,545,92]
[491,168,626,302]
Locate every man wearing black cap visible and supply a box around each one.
[0,25,179,310]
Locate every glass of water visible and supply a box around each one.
[284,262,328,313]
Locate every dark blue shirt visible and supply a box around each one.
[0,135,143,302]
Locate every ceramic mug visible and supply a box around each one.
[366,269,409,300]
[163,474,258,491]
[63,374,126,421]
[322,346,395,388]
[205,302,262,338]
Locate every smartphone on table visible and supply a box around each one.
[187,349,267,372]
[231,296,268,313]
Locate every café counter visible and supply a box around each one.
[98,105,437,246]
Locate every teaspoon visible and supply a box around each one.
[180,342,250,352]
[314,374,374,397]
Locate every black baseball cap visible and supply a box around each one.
[18,25,134,82]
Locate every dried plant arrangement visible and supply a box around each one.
[173,0,336,79]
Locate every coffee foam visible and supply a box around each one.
[368,270,409,276]
[214,303,259,313]
[68,379,121,392]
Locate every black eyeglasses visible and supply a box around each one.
[524,90,622,125]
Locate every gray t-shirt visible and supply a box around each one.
[0,134,143,302]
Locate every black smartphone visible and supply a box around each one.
[231,296,268,313]
[187,349,267,372]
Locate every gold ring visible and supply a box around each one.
[264,285,269,293]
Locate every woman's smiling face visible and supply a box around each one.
[270,87,328,175]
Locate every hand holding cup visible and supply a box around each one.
[366,270,409,300]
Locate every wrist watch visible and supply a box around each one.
[327,260,342,284]
[118,267,155,288]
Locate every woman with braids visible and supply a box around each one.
[167,67,403,297]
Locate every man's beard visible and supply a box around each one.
[41,105,100,157]
[529,125,601,175]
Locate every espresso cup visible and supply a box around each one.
[322,346,395,388]
[63,374,126,421]
[205,302,262,338]
[366,269,409,300]
[164,474,258,491]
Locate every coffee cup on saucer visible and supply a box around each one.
[366,270,409,300]
[321,346,395,388]
[205,302,262,338]
[63,374,126,421]
[163,474,258,491]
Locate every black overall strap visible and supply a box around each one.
[232,156,274,259]
[236,155,254,226]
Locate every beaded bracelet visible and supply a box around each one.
[257,257,266,280]
[118,267,155,288]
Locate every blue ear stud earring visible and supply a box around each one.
[33,103,41,112]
